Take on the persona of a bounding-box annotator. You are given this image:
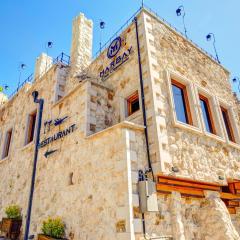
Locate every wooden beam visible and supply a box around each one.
[226,201,239,207]
[157,174,221,187]
[220,192,240,200]
[228,207,236,215]
[156,174,240,215]
[158,177,221,191]
[157,183,204,197]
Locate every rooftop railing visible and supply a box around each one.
[8,52,70,99]
[93,5,220,65]
[8,6,223,100]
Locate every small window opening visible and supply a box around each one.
[3,129,12,159]
[221,107,235,143]
[127,91,140,116]
[26,111,37,144]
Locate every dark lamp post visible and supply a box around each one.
[206,33,220,64]
[233,77,240,94]
[176,5,187,38]
[24,91,44,240]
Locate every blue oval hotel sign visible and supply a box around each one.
[107,37,122,59]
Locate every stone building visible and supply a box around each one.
[1,6,240,240]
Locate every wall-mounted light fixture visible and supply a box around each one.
[176,5,187,38]
[172,166,179,173]
[206,33,220,64]
[218,175,224,180]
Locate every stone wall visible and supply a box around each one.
[1,7,240,240]
[85,81,116,135]
[142,9,240,183]
[34,53,53,80]
[136,191,240,240]
[0,59,147,239]
[69,13,93,79]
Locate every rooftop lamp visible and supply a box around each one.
[233,77,240,93]
[206,33,221,64]
[176,5,187,38]
[100,20,105,29]
[47,41,53,48]
[17,63,27,91]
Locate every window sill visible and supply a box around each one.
[126,110,141,122]
[174,120,240,149]
[174,120,203,135]
[21,141,34,151]
[204,132,225,143]
[227,141,240,150]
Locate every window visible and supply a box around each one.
[26,111,37,144]
[171,80,192,125]
[199,95,216,134]
[2,129,12,159]
[221,107,235,142]
[127,91,140,116]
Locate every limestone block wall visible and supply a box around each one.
[84,18,144,127]
[65,15,147,134]
[34,53,53,80]
[52,64,69,102]
[142,9,240,183]
[85,81,116,135]
[29,123,146,240]
[0,52,149,240]
[69,13,93,82]
[84,12,158,177]
[138,191,240,240]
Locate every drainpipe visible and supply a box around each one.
[133,16,153,179]
[134,14,155,239]
[24,91,44,240]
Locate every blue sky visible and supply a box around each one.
[0,1,239,96]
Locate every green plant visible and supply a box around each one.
[5,204,21,219]
[42,217,65,239]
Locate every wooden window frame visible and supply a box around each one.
[220,106,235,143]
[127,91,139,116]
[199,94,216,135]
[26,111,37,145]
[2,129,12,159]
[171,79,193,125]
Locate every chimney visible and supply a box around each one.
[34,53,53,80]
[70,13,93,77]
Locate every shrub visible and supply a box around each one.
[5,205,21,219]
[42,217,65,239]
